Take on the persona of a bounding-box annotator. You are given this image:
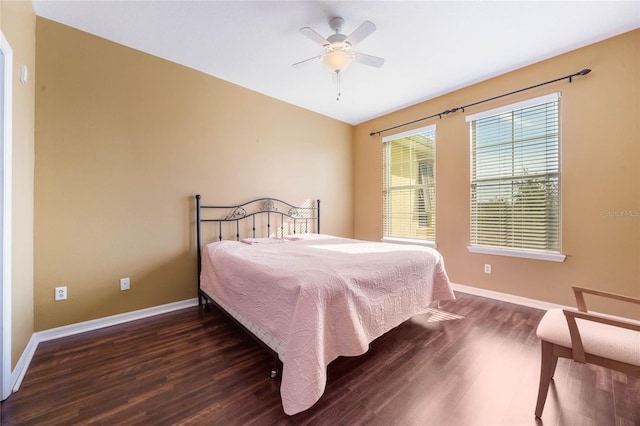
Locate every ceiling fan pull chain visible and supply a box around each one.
[336,71,341,101]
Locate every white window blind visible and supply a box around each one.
[383,125,436,242]
[467,93,561,252]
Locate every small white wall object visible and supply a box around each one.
[20,64,27,84]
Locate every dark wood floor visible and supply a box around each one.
[2,292,638,425]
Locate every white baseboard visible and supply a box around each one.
[450,282,640,325]
[35,298,199,343]
[451,282,566,311]
[10,298,199,393]
[10,333,38,393]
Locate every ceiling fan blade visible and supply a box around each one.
[292,54,324,68]
[345,20,376,46]
[299,27,329,47]
[353,52,385,68]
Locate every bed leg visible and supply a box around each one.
[199,292,209,310]
[270,356,281,379]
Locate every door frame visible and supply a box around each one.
[0,30,13,401]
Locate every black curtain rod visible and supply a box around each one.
[369,68,591,137]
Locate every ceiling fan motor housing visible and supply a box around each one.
[329,17,345,32]
[326,17,351,51]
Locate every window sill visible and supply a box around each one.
[382,237,437,249]
[467,245,566,262]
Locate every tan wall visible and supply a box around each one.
[354,29,639,318]
[0,0,36,369]
[34,18,353,330]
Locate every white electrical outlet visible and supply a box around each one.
[484,264,492,274]
[120,277,130,291]
[55,286,67,301]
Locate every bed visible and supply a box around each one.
[195,195,455,415]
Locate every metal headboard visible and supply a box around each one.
[195,195,320,289]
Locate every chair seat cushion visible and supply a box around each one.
[536,309,640,366]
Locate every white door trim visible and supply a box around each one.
[0,30,14,402]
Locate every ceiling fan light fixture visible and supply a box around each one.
[323,49,352,73]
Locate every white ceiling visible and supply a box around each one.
[32,1,640,125]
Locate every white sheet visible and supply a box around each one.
[200,235,455,415]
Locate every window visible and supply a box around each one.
[383,125,436,245]
[467,93,565,261]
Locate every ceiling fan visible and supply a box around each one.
[293,17,385,100]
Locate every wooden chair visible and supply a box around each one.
[534,285,640,418]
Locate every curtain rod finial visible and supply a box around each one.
[579,68,591,76]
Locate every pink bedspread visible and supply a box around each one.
[200,235,455,415]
